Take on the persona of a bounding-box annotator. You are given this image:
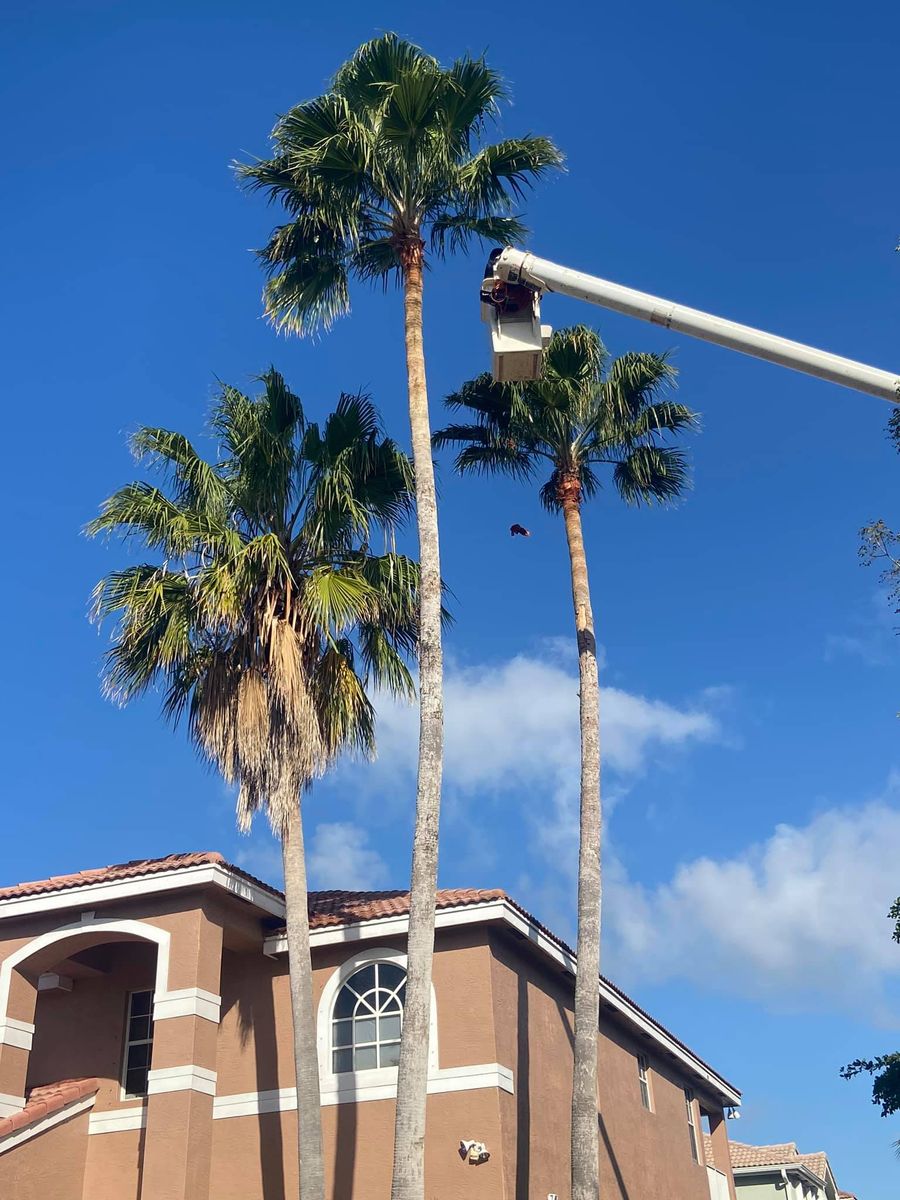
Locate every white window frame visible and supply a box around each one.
[316,946,438,1104]
[637,1053,653,1111]
[120,988,155,1100]
[684,1088,700,1163]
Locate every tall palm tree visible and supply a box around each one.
[88,371,420,1200]
[433,327,697,1200]
[237,33,562,1200]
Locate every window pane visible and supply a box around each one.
[129,1014,151,1042]
[354,1045,377,1071]
[333,986,358,1019]
[379,1014,401,1041]
[348,965,376,995]
[333,1019,352,1048]
[127,1041,151,1070]
[380,1041,401,1067]
[378,963,404,992]
[125,1067,148,1097]
[130,991,153,1017]
[355,1017,377,1044]
[333,1048,352,1074]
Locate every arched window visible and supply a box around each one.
[331,961,406,1073]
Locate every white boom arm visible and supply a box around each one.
[485,247,900,404]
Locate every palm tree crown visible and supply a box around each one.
[88,370,420,830]
[236,32,563,333]
[434,325,698,509]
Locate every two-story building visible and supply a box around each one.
[0,851,742,1199]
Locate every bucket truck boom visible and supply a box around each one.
[481,247,899,404]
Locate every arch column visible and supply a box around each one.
[0,970,36,1116]
[140,907,224,1200]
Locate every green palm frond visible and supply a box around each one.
[90,371,421,833]
[429,213,528,258]
[313,641,376,759]
[434,325,698,513]
[237,33,563,336]
[613,445,690,506]
[130,427,229,518]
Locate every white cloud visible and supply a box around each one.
[368,652,721,794]
[606,777,900,1020]
[307,822,389,891]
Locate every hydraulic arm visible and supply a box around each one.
[481,247,900,404]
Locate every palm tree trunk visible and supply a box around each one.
[390,244,444,1200]
[562,492,602,1200]
[281,802,325,1200]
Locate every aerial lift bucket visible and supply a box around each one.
[480,251,551,382]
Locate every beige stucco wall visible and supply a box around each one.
[487,929,722,1200]
[0,1104,91,1199]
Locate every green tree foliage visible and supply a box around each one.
[859,410,900,622]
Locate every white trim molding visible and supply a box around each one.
[0,1093,26,1118]
[88,1106,147,1135]
[147,1064,217,1097]
[0,1017,35,1052]
[0,863,284,924]
[153,988,221,1024]
[213,1062,514,1119]
[0,915,172,1030]
[0,1094,95,1155]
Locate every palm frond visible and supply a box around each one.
[454,136,564,211]
[429,213,528,258]
[613,445,690,506]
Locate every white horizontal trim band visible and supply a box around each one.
[0,1095,95,1155]
[0,1018,35,1051]
[153,988,221,1024]
[88,1106,147,1135]
[0,1094,25,1118]
[147,1064,217,1097]
[213,1062,514,1118]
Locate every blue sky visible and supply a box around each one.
[3,0,899,1194]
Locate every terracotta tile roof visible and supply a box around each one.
[306,887,507,929]
[729,1141,829,1183]
[796,1152,830,1182]
[0,852,281,904]
[0,1079,98,1140]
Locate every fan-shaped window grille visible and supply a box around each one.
[331,961,406,1072]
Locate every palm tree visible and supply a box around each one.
[236,33,562,1200]
[88,371,420,1200]
[433,326,697,1200]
